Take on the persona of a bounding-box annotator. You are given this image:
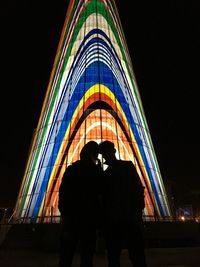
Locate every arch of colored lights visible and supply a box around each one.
[14,0,171,222]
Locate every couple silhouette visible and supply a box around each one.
[58,140,147,267]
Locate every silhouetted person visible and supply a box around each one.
[99,141,147,267]
[58,141,103,267]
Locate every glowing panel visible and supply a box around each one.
[14,0,171,223]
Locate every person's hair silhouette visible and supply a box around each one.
[99,140,147,267]
[98,140,116,163]
[80,140,99,163]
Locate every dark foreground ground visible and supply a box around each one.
[0,221,200,266]
[0,246,200,267]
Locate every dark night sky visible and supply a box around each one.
[0,1,199,210]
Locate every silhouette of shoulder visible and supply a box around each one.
[116,160,135,170]
[107,159,137,177]
[58,161,82,215]
[107,159,145,211]
[58,159,102,216]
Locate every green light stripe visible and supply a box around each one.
[18,0,158,216]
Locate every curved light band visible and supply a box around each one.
[14,0,171,222]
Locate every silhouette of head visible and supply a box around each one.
[80,141,99,163]
[99,141,116,163]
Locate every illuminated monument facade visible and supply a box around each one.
[14,0,171,222]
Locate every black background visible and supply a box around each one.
[0,1,199,211]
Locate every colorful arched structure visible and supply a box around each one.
[14,0,171,223]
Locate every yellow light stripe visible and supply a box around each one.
[38,84,153,216]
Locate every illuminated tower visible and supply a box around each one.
[14,0,171,223]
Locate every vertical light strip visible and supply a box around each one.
[14,0,171,222]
